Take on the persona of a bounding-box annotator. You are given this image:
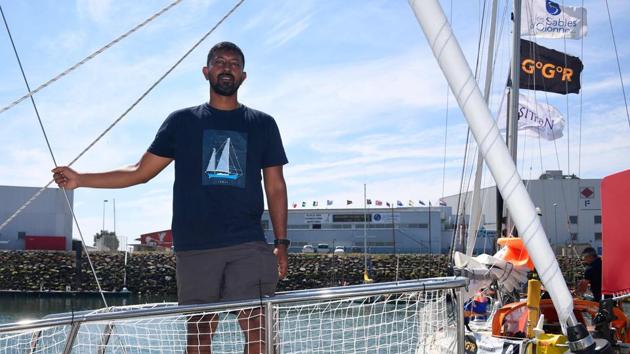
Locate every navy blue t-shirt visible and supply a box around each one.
[584,257,602,301]
[148,103,288,251]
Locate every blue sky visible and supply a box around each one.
[0,0,628,246]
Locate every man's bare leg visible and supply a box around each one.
[186,313,219,354]
[237,308,266,354]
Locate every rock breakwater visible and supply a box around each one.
[0,251,585,295]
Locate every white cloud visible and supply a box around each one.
[183,0,218,13]
[265,15,312,48]
[242,0,315,49]
[48,31,88,53]
[76,0,114,24]
[243,49,449,146]
[283,123,471,207]
[583,74,630,94]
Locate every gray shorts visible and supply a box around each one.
[176,241,279,305]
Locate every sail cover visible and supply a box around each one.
[601,169,630,295]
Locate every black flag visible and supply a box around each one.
[517,39,583,94]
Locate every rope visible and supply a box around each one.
[440,0,454,200]
[0,0,184,116]
[1,4,109,307]
[521,32,574,248]
[561,1,570,175]
[0,0,246,233]
[604,0,630,129]
[450,0,487,260]
[578,0,585,176]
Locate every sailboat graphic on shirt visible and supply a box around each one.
[205,137,243,181]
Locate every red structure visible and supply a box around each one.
[601,169,630,296]
[24,235,66,250]
[137,229,173,249]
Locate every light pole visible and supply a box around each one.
[553,203,559,253]
[102,199,109,232]
[428,201,432,254]
[113,198,116,236]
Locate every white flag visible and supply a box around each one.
[521,0,587,39]
[497,90,565,141]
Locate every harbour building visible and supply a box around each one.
[0,185,74,251]
[440,170,603,254]
[261,206,455,254]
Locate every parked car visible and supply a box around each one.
[317,243,331,254]
[302,244,315,253]
[334,246,345,254]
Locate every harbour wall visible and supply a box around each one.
[0,251,585,295]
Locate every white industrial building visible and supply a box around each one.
[441,170,603,254]
[0,185,73,251]
[268,170,603,255]
[262,206,456,254]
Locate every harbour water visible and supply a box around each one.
[0,293,177,325]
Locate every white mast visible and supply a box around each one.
[466,0,499,256]
[506,0,522,235]
[408,0,577,329]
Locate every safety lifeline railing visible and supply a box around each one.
[0,276,468,354]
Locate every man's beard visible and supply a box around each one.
[210,74,241,96]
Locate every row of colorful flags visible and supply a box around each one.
[291,199,447,209]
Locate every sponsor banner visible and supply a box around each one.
[497,90,565,140]
[371,213,400,223]
[518,39,583,94]
[304,213,330,224]
[521,0,587,39]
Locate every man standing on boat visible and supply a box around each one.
[52,41,289,354]
[576,247,602,302]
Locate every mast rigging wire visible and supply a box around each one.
[561,0,571,175]
[0,0,246,235]
[440,0,454,201]
[1,4,108,307]
[578,0,584,176]
[464,0,508,254]
[604,0,630,129]
[449,0,488,260]
[519,33,574,248]
[0,0,184,117]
